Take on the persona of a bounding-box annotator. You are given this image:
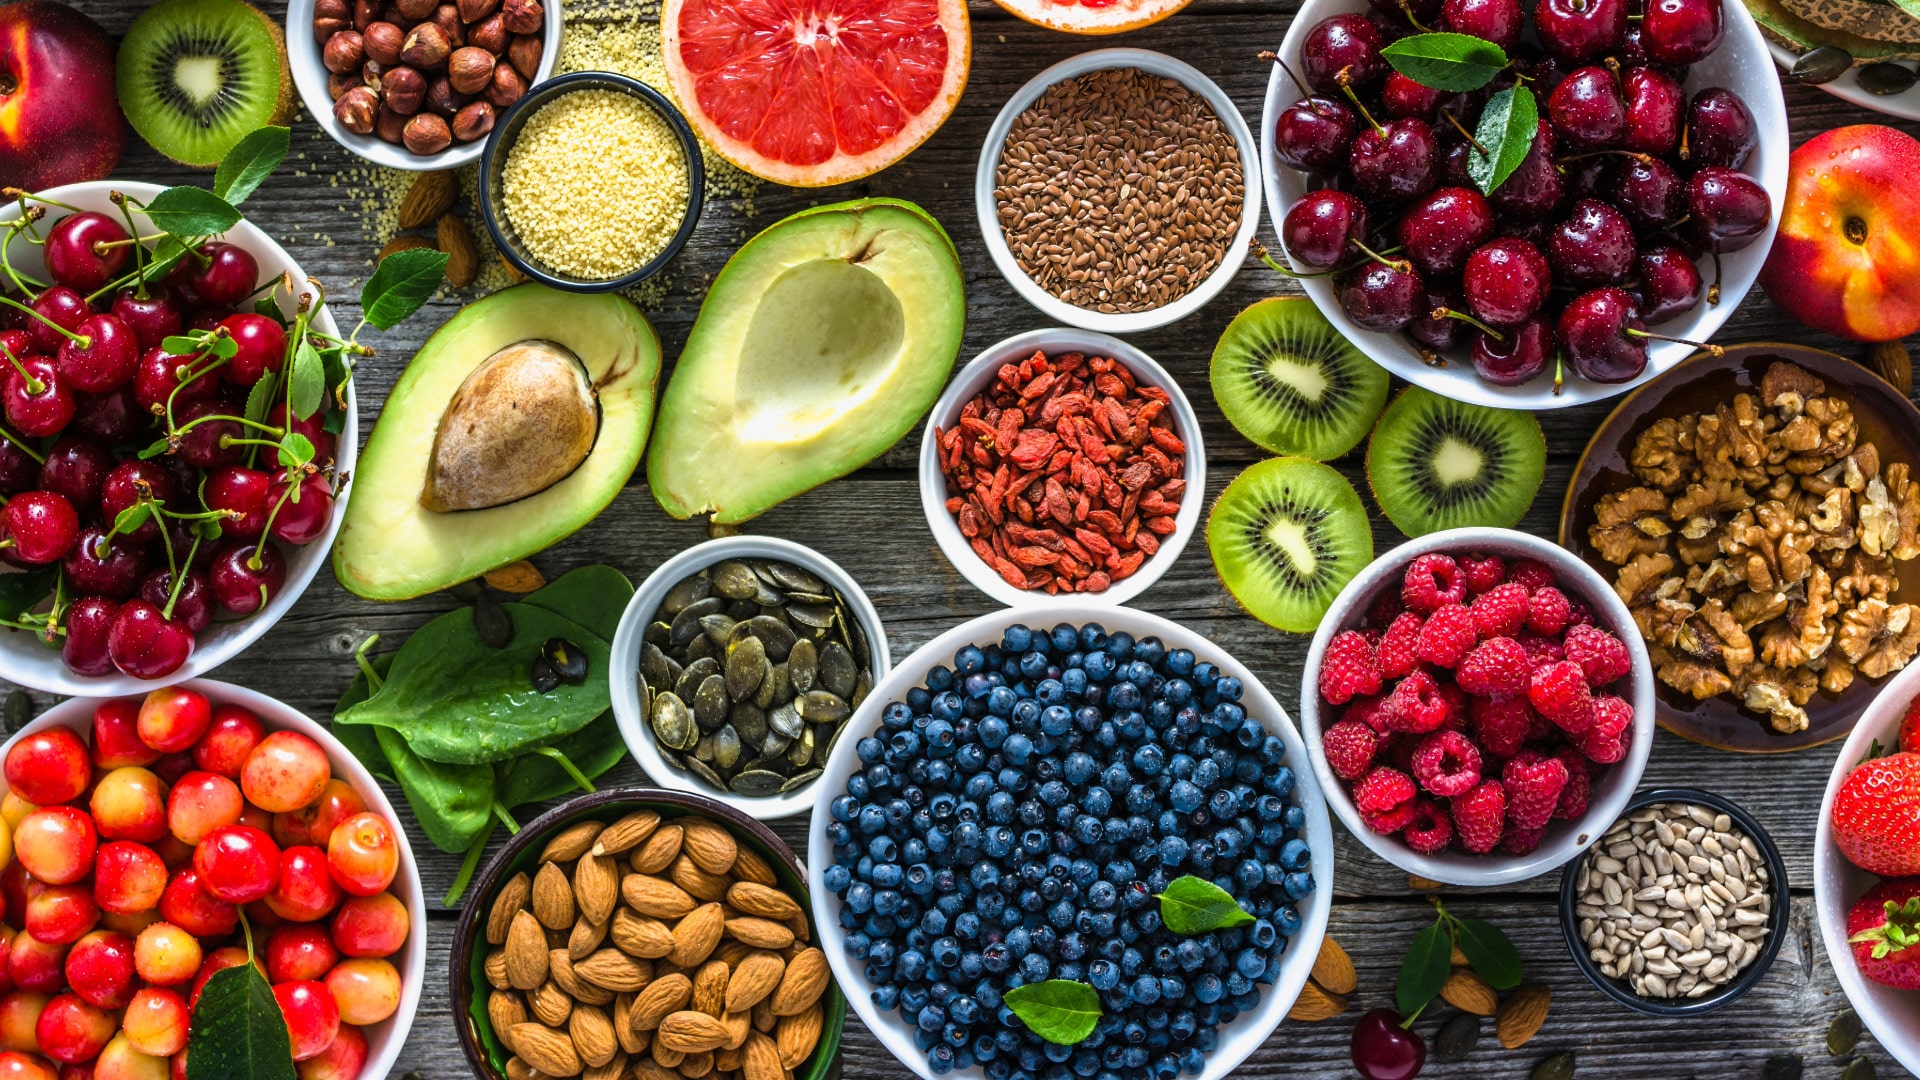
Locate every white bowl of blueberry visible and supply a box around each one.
[807,606,1335,1080]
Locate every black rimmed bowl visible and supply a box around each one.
[452,786,846,1080]
[1557,787,1789,1016]
[477,71,705,293]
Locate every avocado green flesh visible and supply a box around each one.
[333,285,661,601]
[648,198,966,524]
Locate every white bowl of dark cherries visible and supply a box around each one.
[1263,0,1787,408]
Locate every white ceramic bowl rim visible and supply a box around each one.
[7,680,428,1077]
[807,603,1335,1080]
[0,182,357,697]
[1260,0,1789,409]
[1300,528,1657,887]
[974,48,1265,334]
[917,328,1206,609]
[609,535,892,820]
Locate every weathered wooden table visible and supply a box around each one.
[20,0,1920,1075]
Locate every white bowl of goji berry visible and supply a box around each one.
[1298,529,1657,887]
[918,328,1205,609]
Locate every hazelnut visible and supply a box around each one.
[313,16,350,46]
[485,62,525,108]
[501,0,542,35]
[458,0,501,22]
[404,112,454,155]
[451,99,495,142]
[381,2,416,28]
[362,21,405,65]
[400,22,452,69]
[353,0,380,30]
[394,0,436,18]
[383,64,428,114]
[506,33,541,80]
[425,75,471,117]
[334,86,380,135]
[446,46,495,95]
[433,4,466,44]
[322,30,365,73]
[467,13,507,54]
[327,71,360,101]
[361,58,385,89]
[376,105,409,144]
[317,0,352,18]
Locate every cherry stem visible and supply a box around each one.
[1554,351,1566,396]
[2,189,79,214]
[1433,306,1505,339]
[1708,252,1723,305]
[1556,150,1653,166]
[1250,242,1342,279]
[1626,328,1725,356]
[0,343,43,395]
[0,218,48,295]
[1338,80,1386,137]
[0,420,44,463]
[1398,0,1432,30]
[1261,52,1314,99]
[1442,111,1490,155]
[254,478,301,565]
[162,534,201,620]
[0,296,87,345]
[1352,238,1412,275]
[173,412,281,439]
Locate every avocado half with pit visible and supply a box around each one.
[648,198,966,523]
[333,284,661,601]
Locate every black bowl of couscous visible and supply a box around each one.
[478,71,706,293]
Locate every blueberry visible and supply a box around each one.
[1004,625,1034,652]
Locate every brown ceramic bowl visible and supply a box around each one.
[1558,343,1920,752]
[451,787,847,1080]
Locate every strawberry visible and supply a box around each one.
[1900,695,1920,755]
[1832,751,1920,878]
[1846,877,1920,990]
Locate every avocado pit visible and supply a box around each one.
[422,339,599,513]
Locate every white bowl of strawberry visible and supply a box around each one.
[0,680,424,1080]
[1300,528,1656,887]
[1815,660,1920,1076]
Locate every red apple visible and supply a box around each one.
[0,2,123,192]
[1759,124,1920,342]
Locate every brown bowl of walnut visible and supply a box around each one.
[454,787,846,1080]
[1561,343,1920,753]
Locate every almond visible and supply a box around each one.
[680,819,737,876]
[614,993,645,1055]
[484,559,546,593]
[715,1044,745,1072]
[751,997,776,1033]
[632,825,684,874]
[612,908,676,959]
[490,990,529,1047]
[690,960,729,1018]
[503,1056,538,1080]
[486,948,512,990]
[552,949,614,1005]
[671,854,731,902]
[678,1049,714,1078]
[1441,969,1498,1016]
[624,875,697,920]
[1451,944,1469,967]
[1496,982,1551,1049]
[723,951,784,1014]
[649,1041,684,1069]
[774,1002,822,1069]
[379,232,436,263]
[510,1023,583,1078]
[533,861,576,929]
[724,917,793,951]
[669,903,726,969]
[569,915,610,961]
[576,853,620,926]
[570,1004,619,1068]
[507,910,551,990]
[726,882,801,922]
[730,845,778,888]
[582,1053,626,1080]
[397,169,458,229]
[742,1031,782,1080]
[490,872,534,945]
[768,949,827,1016]
[629,973,692,1031]
[1310,936,1357,995]
[438,212,479,288]
[1868,340,1913,395]
[1409,874,1444,891]
[529,980,574,1028]
[714,940,753,970]
[543,820,606,863]
[1286,981,1348,1021]
[578,948,651,992]
[720,1008,752,1051]
[632,1062,679,1080]
[593,810,663,857]
[657,1011,731,1053]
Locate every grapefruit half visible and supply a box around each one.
[662,0,971,187]
[991,0,1194,34]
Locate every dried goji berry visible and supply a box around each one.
[1145,516,1178,535]
[1150,427,1186,455]
[1008,429,1058,469]
[1136,531,1160,556]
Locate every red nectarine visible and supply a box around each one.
[0,2,122,192]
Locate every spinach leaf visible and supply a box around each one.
[522,565,634,641]
[330,653,395,783]
[187,961,297,1080]
[376,728,494,854]
[494,711,628,808]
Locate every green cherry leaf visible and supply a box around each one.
[1003,980,1102,1045]
[1454,917,1523,990]
[186,962,298,1080]
[213,126,291,206]
[137,438,170,461]
[1468,85,1539,196]
[141,186,243,240]
[159,335,205,356]
[1156,875,1256,935]
[244,374,278,427]
[276,432,315,470]
[1397,921,1454,1018]
[1379,33,1510,91]
[111,502,151,537]
[288,337,324,421]
[360,247,450,330]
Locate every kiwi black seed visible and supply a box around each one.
[117,0,291,168]
[1210,297,1390,461]
[1365,386,1546,537]
[1207,456,1374,633]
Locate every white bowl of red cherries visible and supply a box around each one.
[1261,0,1788,410]
[0,180,360,693]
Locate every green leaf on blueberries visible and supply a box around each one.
[276,433,315,470]
[288,338,323,421]
[360,247,450,330]
[1156,875,1256,934]
[1397,921,1454,1018]
[142,186,242,239]
[186,961,297,1080]
[1454,917,1523,990]
[1379,33,1510,91]
[1004,980,1102,1045]
[213,126,290,206]
[1467,85,1539,196]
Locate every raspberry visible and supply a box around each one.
[1500,825,1546,856]
[1578,695,1634,764]
[1378,612,1424,680]
[1460,553,1508,595]
[1346,694,1395,734]
[1367,588,1407,629]
[1386,670,1451,734]
[1564,624,1631,687]
[1565,598,1594,628]
[1323,719,1381,781]
[1471,696,1538,758]
[1469,582,1531,639]
[1403,799,1454,854]
[1414,604,1477,668]
[1456,637,1531,701]
[1552,747,1592,821]
[1502,750,1570,832]
[1509,558,1557,594]
[1528,661,1595,732]
[1361,801,1419,835]
[1450,780,1508,854]
[1318,630,1382,706]
[1516,631,1567,670]
[1524,587,1571,636]
[1403,553,1466,613]
[1411,730,1483,797]
[1353,766,1418,814]
[1437,682,1471,733]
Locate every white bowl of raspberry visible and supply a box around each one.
[1299,528,1656,887]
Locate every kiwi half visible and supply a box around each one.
[1365,386,1546,537]
[1210,297,1390,461]
[117,0,291,168]
[1208,457,1374,633]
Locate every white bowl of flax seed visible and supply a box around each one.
[976,49,1264,334]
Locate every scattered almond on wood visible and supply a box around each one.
[398,169,459,229]
[1496,982,1552,1049]
[440,212,480,287]
[1866,340,1912,395]
[485,560,548,593]
[1409,874,1444,891]
[1287,935,1354,1022]
[1440,969,1499,1016]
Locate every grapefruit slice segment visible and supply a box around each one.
[991,0,1194,34]
[664,0,971,187]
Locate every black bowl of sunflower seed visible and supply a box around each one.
[609,536,890,819]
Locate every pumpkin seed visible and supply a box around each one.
[2,691,29,735]
[1859,62,1916,95]
[693,676,729,732]
[699,613,737,647]
[1829,1009,1861,1056]
[448,579,484,603]
[674,657,719,702]
[713,725,742,770]
[693,732,715,762]
[781,768,823,793]
[1435,1014,1478,1062]
[788,639,818,694]
[641,643,675,689]
[819,642,857,699]
[766,562,826,594]
[1842,1059,1877,1080]
[660,573,711,615]
[788,602,835,629]
[650,692,697,751]
[725,598,760,621]
[786,726,814,767]
[1790,46,1852,84]
[726,636,769,701]
[685,634,716,663]
[669,597,723,646]
[541,638,588,685]
[529,655,560,694]
[644,620,671,647]
[754,661,786,710]
[798,690,849,724]
[761,728,792,758]
[1530,1052,1574,1080]
[746,616,796,662]
[1763,1054,1804,1080]
[731,769,786,796]
[852,669,873,709]
[732,702,769,747]
[474,594,513,649]
[769,702,804,739]
[711,561,760,600]
[685,756,727,790]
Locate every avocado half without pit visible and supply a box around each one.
[333,285,662,601]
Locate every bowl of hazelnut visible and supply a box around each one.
[289,0,564,170]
